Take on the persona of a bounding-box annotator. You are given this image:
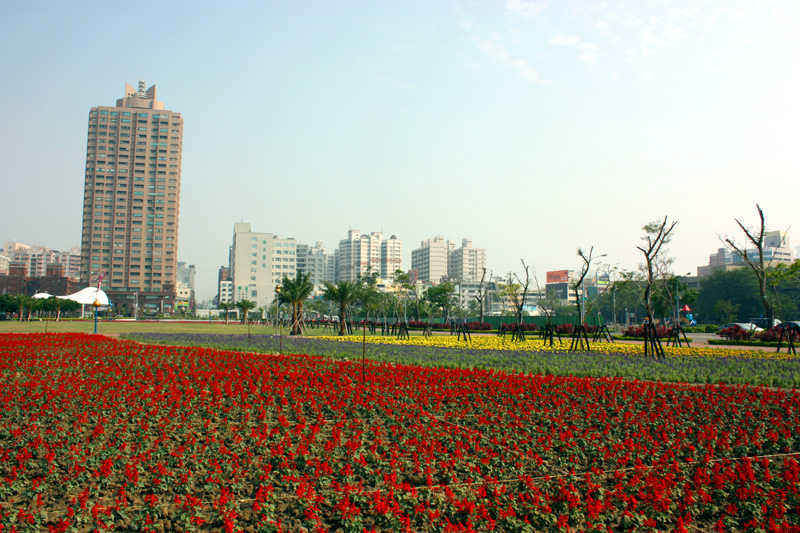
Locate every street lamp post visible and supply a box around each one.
[93,299,101,334]
[91,269,106,333]
[275,286,282,355]
[612,271,616,326]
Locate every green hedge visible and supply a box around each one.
[707,339,793,348]
[613,335,693,342]
[684,325,720,333]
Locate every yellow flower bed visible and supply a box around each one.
[315,335,800,361]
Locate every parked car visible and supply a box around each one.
[776,321,800,333]
[750,317,781,329]
[719,323,763,335]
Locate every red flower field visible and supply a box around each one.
[1,333,799,532]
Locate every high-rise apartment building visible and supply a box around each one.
[229,222,296,308]
[448,238,486,282]
[381,235,402,278]
[176,262,196,291]
[412,236,486,284]
[335,230,402,282]
[411,236,455,284]
[80,81,183,315]
[297,241,335,292]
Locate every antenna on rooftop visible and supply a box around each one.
[137,80,146,97]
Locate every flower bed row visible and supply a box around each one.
[2,333,800,532]
[125,332,800,388]
[720,325,800,343]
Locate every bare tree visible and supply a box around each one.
[473,268,490,324]
[637,217,678,324]
[532,272,553,320]
[532,271,563,346]
[512,261,531,326]
[572,247,605,324]
[719,204,775,327]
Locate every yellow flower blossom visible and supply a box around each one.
[315,335,799,361]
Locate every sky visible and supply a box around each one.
[1,0,799,301]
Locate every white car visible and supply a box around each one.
[719,323,763,335]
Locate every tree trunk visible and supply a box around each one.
[758,276,775,327]
[292,302,304,335]
[339,303,347,336]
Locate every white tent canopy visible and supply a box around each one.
[32,292,53,299]
[63,287,110,306]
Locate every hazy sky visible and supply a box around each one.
[2,1,799,300]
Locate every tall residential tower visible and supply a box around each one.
[80,81,183,315]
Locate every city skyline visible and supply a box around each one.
[2,1,799,300]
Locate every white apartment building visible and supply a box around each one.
[297,241,336,293]
[335,230,402,281]
[229,222,296,308]
[455,280,484,312]
[411,236,487,284]
[411,236,454,284]
[381,235,402,278]
[218,280,232,304]
[448,238,486,282]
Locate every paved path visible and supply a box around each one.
[614,332,782,352]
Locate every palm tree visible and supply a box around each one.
[322,280,362,336]
[17,296,34,322]
[48,297,67,322]
[218,302,234,324]
[278,271,314,335]
[235,299,256,324]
